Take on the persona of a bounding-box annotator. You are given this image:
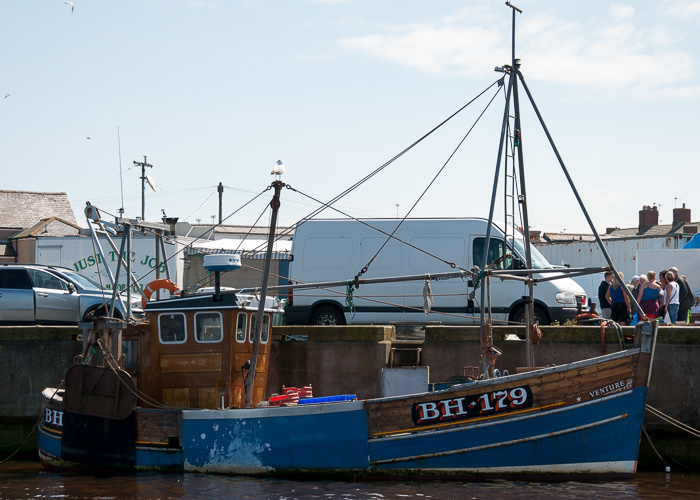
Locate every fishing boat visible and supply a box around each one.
[38,3,657,477]
[38,304,657,476]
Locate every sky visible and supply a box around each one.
[2,0,699,234]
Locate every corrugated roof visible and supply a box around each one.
[542,233,598,243]
[0,190,78,228]
[185,237,292,260]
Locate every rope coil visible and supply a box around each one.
[480,323,502,366]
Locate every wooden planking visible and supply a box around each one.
[233,352,250,374]
[160,353,222,373]
[135,409,181,445]
[254,386,264,405]
[367,353,640,437]
[232,386,244,409]
[533,362,637,407]
[198,387,220,409]
[162,387,190,408]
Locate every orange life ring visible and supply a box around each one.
[141,279,181,308]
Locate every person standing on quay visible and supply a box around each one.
[598,271,613,320]
[637,271,661,319]
[669,267,693,324]
[606,272,631,325]
[665,271,680,324]
[658,270,668,318]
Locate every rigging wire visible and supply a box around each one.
[232,262,522,325]
[286,185,465,271]
[357,81,504,279]
[256,79,504,251]
[234,204,271,255]
[240,78,505,266]
[95,186,272,290]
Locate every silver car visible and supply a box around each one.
[0,264,127,325]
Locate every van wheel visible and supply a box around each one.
[310,305,346,326]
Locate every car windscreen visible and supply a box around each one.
[53,269,105,291]
[510,237,552,269]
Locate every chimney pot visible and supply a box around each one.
[673,207,691,225]
[639,205,658,231]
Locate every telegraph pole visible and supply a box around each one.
[133,156,153,220]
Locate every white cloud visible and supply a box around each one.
[337,5,698,100]
[610,3,635,20]
[648,24,680,46]
[663,0,700,19]
[339,24,503,77]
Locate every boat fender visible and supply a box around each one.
[141,279,181,308]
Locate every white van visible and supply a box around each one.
[284,218,588,326]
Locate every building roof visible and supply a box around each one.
[0,190,78,229]
[184,237,292,260]
[182,223,294,241]
[540,233,598,243]
[10,217,82,239]
[538,221,700,244]
[602,221,699,239]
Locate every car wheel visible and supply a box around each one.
[83,305,123,323]
[310,305,346,326]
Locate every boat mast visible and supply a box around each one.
[481,2,532,377]
[244,180,284,408]
[506,2,537,368]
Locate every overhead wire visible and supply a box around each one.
[95,185,272,291]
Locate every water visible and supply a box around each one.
[1,461,699,499]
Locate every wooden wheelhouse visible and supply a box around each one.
[124,292,278,409]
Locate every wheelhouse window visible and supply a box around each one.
[235,313,247,343]
[250,313,270,344]
[121,339,139,370]
[158,313,186,344]
[195,312,223,343]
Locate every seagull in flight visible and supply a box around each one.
[3,92,10,99]
[65,1,75,12]
[271,159,285,178]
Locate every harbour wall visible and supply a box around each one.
[0,327,82,457]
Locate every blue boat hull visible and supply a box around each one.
[178,387,645,476]
[39,337,654,477]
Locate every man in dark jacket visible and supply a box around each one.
[670,267,693,324]
[598,271,613,319]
